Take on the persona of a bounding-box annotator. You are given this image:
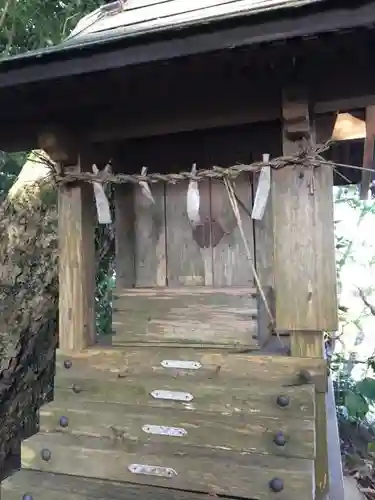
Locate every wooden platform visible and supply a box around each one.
[2,346,326,500]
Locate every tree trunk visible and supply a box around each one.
[0,149,58,480]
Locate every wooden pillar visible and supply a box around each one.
[41,131,98,353]
[272,89,338,500]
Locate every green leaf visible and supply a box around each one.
[356,378,375,401]
[345,390,369,420]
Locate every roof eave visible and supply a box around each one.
[0,0,326,69]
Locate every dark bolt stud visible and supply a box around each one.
[273,432,286,447]
[22,495,33,500]
[41,448,51,462]
[299,369,313,384]
[63,360,72,369]
[72,384,82,394]
[276,395,290,408]
[269,478,284,492]
[59,416,69,428]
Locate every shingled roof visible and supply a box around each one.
[64,0,326,48]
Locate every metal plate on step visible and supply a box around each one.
[150,390,193,401]
[161,360,202,370]
[128,464,177,478]
[142,425,187,437]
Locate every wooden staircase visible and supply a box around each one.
[2,346,326,500]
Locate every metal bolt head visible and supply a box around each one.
[71,384,82,394]
[269,477,284,492]
[63,360,72,369]
[276,394,290,408]
[299,369,313,384]
[273,432,286,447]
[59,416,69,428]
[41,448,51,462]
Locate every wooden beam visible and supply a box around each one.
[315,95,375,114]
[89,98,280,143]
[273,88,338,500]
[57,145,96,352]
[360,106,375,199]
[274,90,338,332]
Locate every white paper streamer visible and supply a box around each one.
[92,164,112,224]
[187,163,201,228]
[251,153,271,221]
[139,166,155,205]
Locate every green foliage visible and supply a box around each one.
[0,0,103,56]
[94,187,115,336]
[344,390,369,421]
[0,153,22,198]
[356,378,375,402]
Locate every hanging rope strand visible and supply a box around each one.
[223,178,283,348]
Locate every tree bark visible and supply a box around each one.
[0,149,58,480]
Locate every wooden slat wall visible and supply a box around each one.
[114,172,257,347]
[165,180,212,286]
[210,174,254,286]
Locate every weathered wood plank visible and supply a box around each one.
[134,182,167,286]
[165,180,212,287]
[58,151,96,352]
[210,173,254,286]
[114,184,136,288]
[278,89,334,500]
[273,90,338,332]
[253,166,275,346]
[112,288,258,346]
[52,375,316,419]
[55,347,327,388]
[21,432,314,499]
[39,398,315,459]
[1,469,221,500]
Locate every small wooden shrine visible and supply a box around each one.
[1,0,375,499]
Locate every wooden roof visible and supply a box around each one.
[64,0,325,47]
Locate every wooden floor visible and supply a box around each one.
[1,343,324,500]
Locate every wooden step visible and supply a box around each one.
[20,432,314,499]
[39,398,316,459]
[1,469,221,500]
[112,287,259,348]
[54,348,323,419]
[23,347,323,499]
[55,347,326,388]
